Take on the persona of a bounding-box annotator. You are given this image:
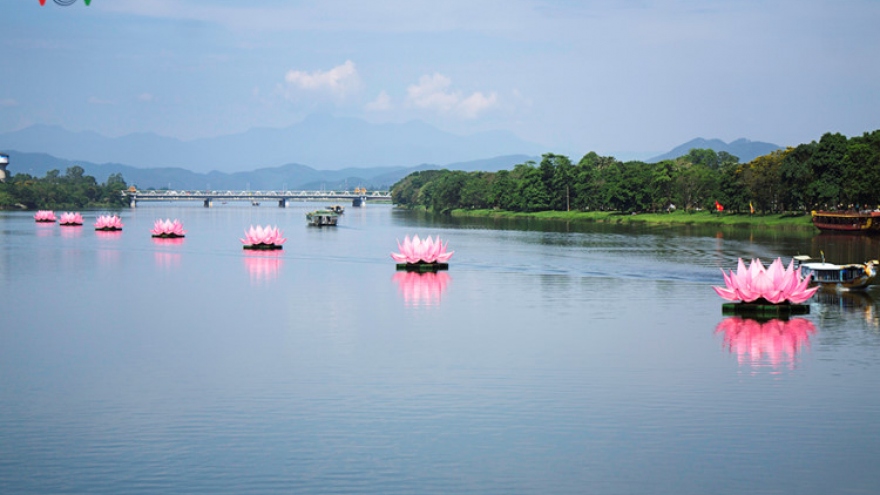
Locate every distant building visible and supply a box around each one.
[0,153,8,183]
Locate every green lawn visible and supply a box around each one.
[449,208,816,230]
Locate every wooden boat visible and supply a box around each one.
[325,205,345,214]
[306,210,338,227]
[794,255,878,291]
[811,210,880,233]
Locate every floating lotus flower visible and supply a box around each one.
[716,317,816,369]
[391,235,454,270]
[713,258,818,304]
[94,214,123,231]
[393,271,451,307]
[150,218,186,238]
[34,210,56,222]
[59,212,83,226]
[241,224,286,250]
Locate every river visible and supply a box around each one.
[1,202,879,494]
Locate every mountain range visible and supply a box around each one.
[3,150,536,191]
[647,137,781,163]
[0,114,545,173]
[0,117,782,190]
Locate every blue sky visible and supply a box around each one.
[2,0,879,160]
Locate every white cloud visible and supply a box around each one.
[406,73,498,119]
[284,60,361,100]
[365,91,392,112]
[458,92,498,119]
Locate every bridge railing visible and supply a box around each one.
[126,190,391,198]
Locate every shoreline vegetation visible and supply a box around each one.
[390,131,880,231]
[447,208,816,230]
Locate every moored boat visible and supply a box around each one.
[794,255,878,291]
[811,210,880,233]
[307,210,339,226]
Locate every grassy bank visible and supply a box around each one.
[448,208,816,230]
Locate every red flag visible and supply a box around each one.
[715,201,724,212]
[39,0,46,5]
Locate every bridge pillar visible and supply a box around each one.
[204,198,213,208]
[278,198,288,208]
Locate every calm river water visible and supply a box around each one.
[2,203,879,494]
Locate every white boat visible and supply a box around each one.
[794,255,878,291]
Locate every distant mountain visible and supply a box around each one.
[3,151,535,191]
[648,138,782,163]
[0,115,545,173]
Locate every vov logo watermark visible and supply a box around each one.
[39,0,93,5]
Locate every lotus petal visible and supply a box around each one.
[712,257,816,305]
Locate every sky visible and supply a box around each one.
[1,0,879,160]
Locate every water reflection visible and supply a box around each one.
[59,225,83,238]
[154,252,181,269]
[715,317,816,370]
[243,251,283,284]
[95,230,123,240]
[392,271,451,307]
[35,223,55,237]
[151,237,185,247]
[814,291,878,327]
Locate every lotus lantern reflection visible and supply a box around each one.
[393,271,451,306]
[94,214,124,231]
[34,210,56,222]
[59,212,83,226]
[391,235,454,265]
[716,317,816,369]
[713,258,818,304]
[150,218,186,238]
[241,225,286,250]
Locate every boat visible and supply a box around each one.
[306,210,339,227]
[326,205,345,214]
[794,254,878,291]
[811,210,880,233]
[252,201,260,206]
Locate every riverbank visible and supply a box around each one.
[448,208,817,230]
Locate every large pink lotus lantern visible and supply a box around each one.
[716,317,816,369]
[241,224,286,250]
[150,218,186,238]
[713,258,818,305]
[59,212,83,226]
[94,214,123,231]
[34,210,56,223]
[391,234,454,271]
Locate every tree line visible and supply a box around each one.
[0,166,129,210]
[391,130,880,215]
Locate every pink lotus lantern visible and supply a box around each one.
[393,271,451,306]
[240,225,286,250]
[34,210,56,222]
[150,218,186,238]
[391,234,454,271]
[716,317,816,369]
[59,212,84,226]
[713,258,818,305]
[94,214,124,231]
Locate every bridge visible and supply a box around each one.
[124,189,392,208]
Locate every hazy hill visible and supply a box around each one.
[3,151,535,191]
[0,115,545,173]
[648,138,782,163]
